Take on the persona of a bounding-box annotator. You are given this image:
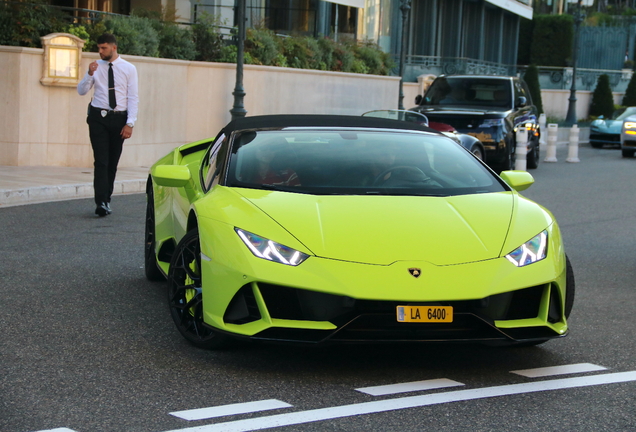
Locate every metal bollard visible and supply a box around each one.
[539,113,547,146]
[515,126,527,171]
[544,123,558,162]
[567,124,580,163]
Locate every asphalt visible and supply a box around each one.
[0,127,589,208]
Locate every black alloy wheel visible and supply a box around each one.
[145,180,165,281]
[168,228,229,349]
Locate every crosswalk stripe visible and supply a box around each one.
[511,363,607,378]
[169,399,292,421]
[356,378,464,396]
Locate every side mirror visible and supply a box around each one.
[499,170,534,192]
[152,165,191,188]
[597,115,605,120]
[415,95,423,105]
[515,96,527,108]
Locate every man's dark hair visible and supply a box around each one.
[97,33,117,45]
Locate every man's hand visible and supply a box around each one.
[121,124,133,140]
[88,61,99,76]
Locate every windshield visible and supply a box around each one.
[423,77,512,109]
[613,107,636,120]
[226,129,505,196]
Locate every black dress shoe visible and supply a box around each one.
[95,202,111,217]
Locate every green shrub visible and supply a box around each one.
[132,8,195,60]
[282,37,319,69]
[523,64,544,114]
[590,74,615,118]
[63,24,91,51]
[191,12,224,62]
[245,27,283,66]
[623,72,636,106]
[218,44,255,65]
[0,0,68,47]
[353,41,393,75]
[517,17,533,65]
[530,14,573,67]
[85,19,107,52]
[0,2,18,46]
[104,15,160,57]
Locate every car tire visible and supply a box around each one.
[621,148,635,157]
[564,255,575,319]
[526,139,540,169]
[145,179,165,281]
[470,144,484,160]
[168,227,229,349]
[498,146,514,173]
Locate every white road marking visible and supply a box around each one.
[356,378,464,396]
[159,370,636,432]
[170,399,293,421]
[33,429,78,432]
[511,363,608,378]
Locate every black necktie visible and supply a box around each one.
[108,63,116,110]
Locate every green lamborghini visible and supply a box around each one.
[145,115,574,349]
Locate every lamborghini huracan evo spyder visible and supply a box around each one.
[145,115,574,349]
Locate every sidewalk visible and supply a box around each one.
[0,165,149,207]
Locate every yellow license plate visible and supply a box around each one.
[396,306,453,323]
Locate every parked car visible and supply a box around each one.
[410,75,541,172]
[590,107,636,148]
[145,114,574,349]
[620,112,636,157]
[362,109,486,160]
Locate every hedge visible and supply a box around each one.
[0,1,393,76]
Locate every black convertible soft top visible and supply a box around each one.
[180,114,438,157]
[221,114,437,135]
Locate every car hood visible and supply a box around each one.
[591,119,622,133]
[413,105,509,117]
[233,190,517,266]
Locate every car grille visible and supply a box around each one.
[225,283,562,343]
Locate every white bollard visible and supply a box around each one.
[515,126,527,171]
[544,123,558,162]
[567,124,581,163]
[539,113,547,146]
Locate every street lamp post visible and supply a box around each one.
[564,0,583,126]
[230,0,247,120]
[397,0,411,110]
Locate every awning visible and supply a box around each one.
[485,0,533,19]
[324,0,365,9]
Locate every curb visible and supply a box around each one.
[0,178,146,207]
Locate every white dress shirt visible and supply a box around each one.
[78,56,139,126]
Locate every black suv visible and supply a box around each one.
[410,75,540,172]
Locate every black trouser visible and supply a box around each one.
[87,107,127,205]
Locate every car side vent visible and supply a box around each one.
[547,283,562,324]
[224,284,261,324]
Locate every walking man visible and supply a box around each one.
[78,33,139,217]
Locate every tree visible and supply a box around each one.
[523,64,544,114]
[623,72,636,106]
[589,74,615,118]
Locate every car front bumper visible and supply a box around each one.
[198,219,569,345]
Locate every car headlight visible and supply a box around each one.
[624,122,636,135]
[235,228,309,266]
[505,230,547,267]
